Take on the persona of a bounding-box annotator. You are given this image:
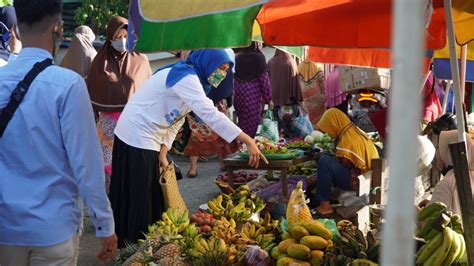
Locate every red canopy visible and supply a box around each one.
[257,0,446,50]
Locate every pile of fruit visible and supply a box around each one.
[416,202,467,265]
[271,220,333,265]
[321,220,380,265]
[207,185,266,223]
[288,160,317,176]
[216,171,259,183]
[286,140,312,150]
[304,131,336,154]
[190,210,215,233]
[252,136,289,154]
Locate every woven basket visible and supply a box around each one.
[159,163,188,213]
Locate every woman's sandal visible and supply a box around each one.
[187,170,198,178]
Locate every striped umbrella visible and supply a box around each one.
[128,0,266,52]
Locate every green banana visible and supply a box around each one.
[425,228,441,241]
[416,232,444,264]
[432,227,454,266]
[441,231,461,266]
[355,229,368,250]
[418,202,447,221]
[423,251,438,266]
[419,216,437,238]
[450,214,464,234]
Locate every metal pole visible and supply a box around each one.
[444,0,466,142]
[381,0,425,265]
[460,44,467,100]
[442,81,452,114]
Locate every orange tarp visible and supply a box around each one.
[308,47,392,68]
[257,0,446,50]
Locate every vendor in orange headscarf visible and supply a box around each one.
[313,108,379,215]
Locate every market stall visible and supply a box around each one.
[121,0,474,265]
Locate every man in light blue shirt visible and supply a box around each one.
[0,0,117,265]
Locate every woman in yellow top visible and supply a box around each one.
[314,108,379,214]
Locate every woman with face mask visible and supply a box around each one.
[87,16,152,194]
[110,49,267,247]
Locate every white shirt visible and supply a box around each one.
[115,68,242,151]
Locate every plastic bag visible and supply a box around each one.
[317,219,340,240]
[244,245,272,266]
[292,113,314,137]
[257,110,279,142]
[286,181,312,224]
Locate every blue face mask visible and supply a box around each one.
[207,68,228,88]
[111,38,127,53]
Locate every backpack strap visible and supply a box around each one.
[0,58,53,137]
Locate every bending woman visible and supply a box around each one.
[313,108,379,215]
[110,49,267,247]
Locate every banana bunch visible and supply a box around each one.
[211,217,238,244]
[416,226,466,265]
[207,185,266,223]
[418,202,463,241]
[153,208,190,235]
[323,221,379,265]
[238,223,276,253]
[187,237,229,266]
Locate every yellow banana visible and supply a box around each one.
[442,231,461,266]
[455,232,466,262]
[188,248,203,257]
[217,238,227,253]
[232,202,246,213]
[250,224,256,238]
[432,227,454,266]
[215,195,225,210]
[199,238,209,251]
[194,240,207,254]
[229,218,237,228]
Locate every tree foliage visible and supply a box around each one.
[74,0,128,35]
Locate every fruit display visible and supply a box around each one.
[319,220,379,265]
[286,181,313,224]
[288,160,317,176]
[207,185,266,223]
[416,202,467,265]
[190,210,215,233]
[216,171,259,183]
[304,131,336,154]
[272,220,333,265]
[286,140,312,150]
[252,136,289,154]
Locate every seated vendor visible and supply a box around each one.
[313,108,379,215]
[429,130,474,216]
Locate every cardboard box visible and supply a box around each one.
[339,66,390,92]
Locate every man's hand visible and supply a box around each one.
[97,234,118,262]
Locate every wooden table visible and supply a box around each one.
[223,155,312,198]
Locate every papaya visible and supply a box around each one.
[289,225,310,241]
[278,239,297,254]
[300,235,328,250]
[309,250,324,266]
[271,246,282,259]
[277,257,311,266]
[299,220,332,240]
[287,244,311,260]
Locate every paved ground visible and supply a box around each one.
[77,154,222,265]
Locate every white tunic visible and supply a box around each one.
[115,68,242,152]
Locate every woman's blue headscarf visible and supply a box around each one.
[159,49,234,94]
